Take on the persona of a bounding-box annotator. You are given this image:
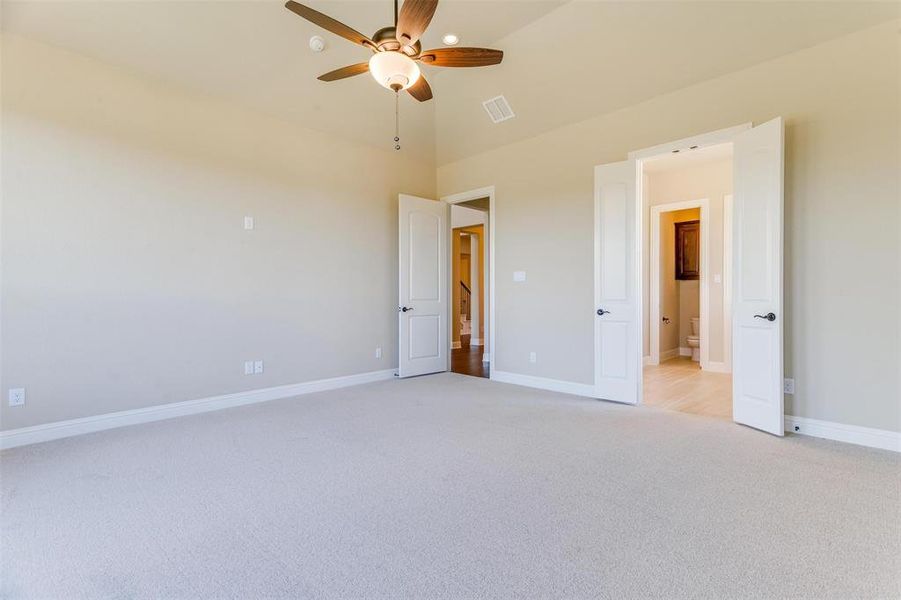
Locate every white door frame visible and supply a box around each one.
[648,198,710,369]
[723,194,733,373]
[440,186,496,370]
[628,123,751,161]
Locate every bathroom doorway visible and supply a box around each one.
[642,144,733,419]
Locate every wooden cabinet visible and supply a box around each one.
[675,220,700,280]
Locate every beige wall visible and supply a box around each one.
[437,22,900,432]
[0,34,436,430]
[658,208,701,354]
[2,21,899,437]
[659,211,680,353]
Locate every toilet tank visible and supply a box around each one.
[690,317,700,336]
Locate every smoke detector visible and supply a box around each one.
[309,35,326,52]
[482,95,515,124]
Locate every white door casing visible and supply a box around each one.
[648,198,710,369]
[469,234,481,345]
[732,118,784,435]
[441,186,495,366]
[398,194,448,378]
[594,160,641,404]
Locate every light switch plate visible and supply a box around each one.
[513,271,526,282]
[8,388,25,407]
[714,274,722,284]
[529,352,537,363]
[244,216,254,230]
[244,361,254,375]
[254,360,264,374]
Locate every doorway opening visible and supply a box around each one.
[641,143,733,419]
[450,198,490,378]
[642,143,733,419]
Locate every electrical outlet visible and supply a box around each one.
[244,361,254,375]
[783,378,795,394]
[8,388,25,407]
[375,346,382,359]
[529,352,537,364]
[254,360,264,374]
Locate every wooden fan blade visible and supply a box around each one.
[407,75,433,102]
[418,47,503,68]
[318,63,370,82]
[285,1,374,48]
[396,0,438,47]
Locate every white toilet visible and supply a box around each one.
[687,317,701,362]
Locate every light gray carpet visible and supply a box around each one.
[2,373,899,599]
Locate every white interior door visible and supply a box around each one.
[398,194,448,378]
[594,160,640,404]
[732,117,784,435]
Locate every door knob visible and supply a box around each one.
[754,312,776,322]
[399,306,414,312]
[597,309,611,316]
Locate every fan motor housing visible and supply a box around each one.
[372,27,421,56]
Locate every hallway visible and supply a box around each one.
[451,335,489,379]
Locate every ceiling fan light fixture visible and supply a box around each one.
[285,0,504,104]
[369,51,421,91]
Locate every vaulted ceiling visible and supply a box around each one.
[3,1,897,165]
[1,0,564,163]
[432,1,899,164]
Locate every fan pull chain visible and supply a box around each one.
[394,91,401,151]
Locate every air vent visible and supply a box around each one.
[482,95,515,124]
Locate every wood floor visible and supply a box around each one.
[643,356,732,419]
[451,335,489,378]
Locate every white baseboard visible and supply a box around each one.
[703,361,730,373]
[451,341,462,350]
[661,348,680,361]
[492,370,594,398]
[482,353,491,363]
[471,338,483,346]
[784,415,900,453]
[0,369,397,451]
[679,347,691,357]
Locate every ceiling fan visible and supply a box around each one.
[285,0,504,102]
